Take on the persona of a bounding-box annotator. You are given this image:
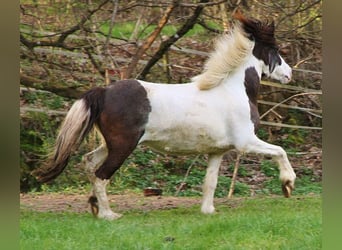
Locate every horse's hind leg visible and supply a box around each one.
[89,131,142,220]
[238,136,296,197]
[92,177,122,220]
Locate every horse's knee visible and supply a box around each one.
[95,167,116,180]
[94,157,122,180]
[94,138,138,180]
[272,146,288,160]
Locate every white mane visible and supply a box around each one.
[193,23,254,90]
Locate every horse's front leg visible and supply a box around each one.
[239,136,296,197]
[201,154,224,214]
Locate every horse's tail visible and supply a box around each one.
[33,87,107,183]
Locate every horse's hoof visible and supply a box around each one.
[281,181,293,198]
[201,205,215,214]
[98,212,123,220]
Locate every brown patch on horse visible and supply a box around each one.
[244,67,260,132]
[95,80,152,180]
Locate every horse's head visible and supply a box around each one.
[259,46,292,84]
[234,11,292,84]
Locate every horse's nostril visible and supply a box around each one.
[281,75,291,84]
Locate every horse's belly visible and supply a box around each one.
[140,125,232,155]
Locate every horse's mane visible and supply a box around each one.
[193,23,254,90]
[194,11,277,91]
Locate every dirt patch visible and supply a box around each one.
[20,193,240,214]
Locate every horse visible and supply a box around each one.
[33,12,296,220]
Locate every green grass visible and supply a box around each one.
[100,21,220,40]
[20,195,321,250]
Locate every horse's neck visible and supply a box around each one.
[243,55,263,77]
[225,55,262,86]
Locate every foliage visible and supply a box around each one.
[20,91,87,192]
[260,160,278,178]
[259,160,321,196]
[100,21,219,40]
[20,195,322,250]
[20,0,322,92]
[20,111,57,192]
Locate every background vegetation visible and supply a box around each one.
[20,0,322,197]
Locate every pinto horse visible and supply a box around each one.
[34,12,296,220]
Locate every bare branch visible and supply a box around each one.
[139,0,209,79]
[20,73,89,99]
[260,92,322,120]
[122,0,180,79]
[20,0,110,49]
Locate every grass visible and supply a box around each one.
[20,195,321,250]
[100,21,220,40]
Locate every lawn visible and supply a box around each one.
[20,195,321,250]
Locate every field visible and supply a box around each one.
[20,194,321,250]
